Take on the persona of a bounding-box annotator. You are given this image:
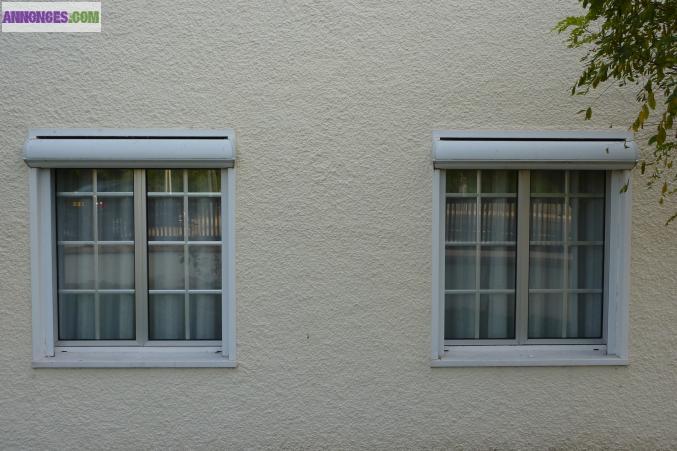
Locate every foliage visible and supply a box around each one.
[555,0,676,224]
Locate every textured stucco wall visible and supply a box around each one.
[1,1,676,449]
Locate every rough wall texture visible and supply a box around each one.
[1,1,676,449]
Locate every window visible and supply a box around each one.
[26,129,236,367]
[432,131,635,366]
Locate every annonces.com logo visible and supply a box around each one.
[1,2,101,32]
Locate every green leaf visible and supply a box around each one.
[657,127,666,145]
[585,107,592,120]
[648,91,656,109]
[640,161,646,174]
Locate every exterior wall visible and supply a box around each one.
[1,1,675,448]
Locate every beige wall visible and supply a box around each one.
[1,1,676,448]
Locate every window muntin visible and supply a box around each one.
[55,168,223,344]
[443,169,605,344]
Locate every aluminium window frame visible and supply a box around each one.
[28,129,237,368]
[431,131,633,367]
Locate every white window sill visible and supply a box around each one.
[431,345,628,367]
[32,347,237,368]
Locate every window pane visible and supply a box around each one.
[528,293,564,338]
[59,294,95,340]
[479,294,515,339]
[98,245,134,289]
[97,197,134,241]
[566,294,603,338]
[57,197,93,241]
[529,245,564,289]
[480,246,515,289]
[188,245,222,289]
[147,198,184,241]
[445,198,476,242]
[188,169,221,192]
[149,294,185,340]
[190,294,222,340]
[56,169,92,192]
[97,169,133,192]
[568,245,603,289]
[446,170,476,193]
[569,198,604,241]
[188,198,221,241]
[531,170,565,194]
[530,198,564,241]
[444,294,475,339]
[99,294,135,340]
[570,170,605,194]
[481,198,516,242]
[148,245,185,290]
[481,170,517,193]
[58,245,95,289]
[445,246,475,290]
[147,169,183,193]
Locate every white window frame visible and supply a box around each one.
[431,131,635,367]
[26,129,237,368]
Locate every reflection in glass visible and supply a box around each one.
[99,294,135,340]
[529,245,564,289]
[188,245,222,289]
[445,294,475,339]
[530,198,564,241]
[531,170,565,194]
[58,245,95,289]
[566,294,603,338]
[56,169,93,192]
[59,294,95,340]
[97,169,133,192]
[147,169,183,193]
[528,293,563,338]
[148,245,185,290]
[569,171,605,194]
[188,169,221,192]
[446,170,476,193]
[188,198,221,241]
[480,246,515,289]
[98,245,134,289]
[479,294,515,339]
[57,197,93,241]
[481,170,517,193]
[445,246,476,290]
[147,197,184,241]
[97,197,134,241]
[149,294,185,340]
[190,294,222,340]
[568,245,603,289]
[569,198,604,241]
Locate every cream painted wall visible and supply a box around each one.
[1,1,676,448]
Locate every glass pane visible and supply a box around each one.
[528,293,564,338]
[570,171,605,194]
[149,294,185,340]
[531,170,564,194]
[568,245,604,289]
[566,294,603,338]
[59,294,95,340]
[446,170,476,193]
[444,294,475,339]
[97,197,134,241]
[445,246,476,290]
[98,245,134,289]
[188,245,222,289]
[99,294,135,340]
[530,198,564,241]
[147,169,183,193]
[190,294,222,340]
[481,170,517,193]
[147,198,184,241]
[481,198,516,242]
[480,246,515,289]
[57,197,93,241]
[97,169,133,192]
[479,294,515,339]
[58,245,95,289]
[148,245,185,290]
[56,169,92,192]
[445,198,476,242]
[188,198,222,241]
[569,198,604,241]
[529,245,564,289]
[188,169,221,192]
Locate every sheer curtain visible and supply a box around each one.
[445,170,516,340]
[528,170,604,339]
